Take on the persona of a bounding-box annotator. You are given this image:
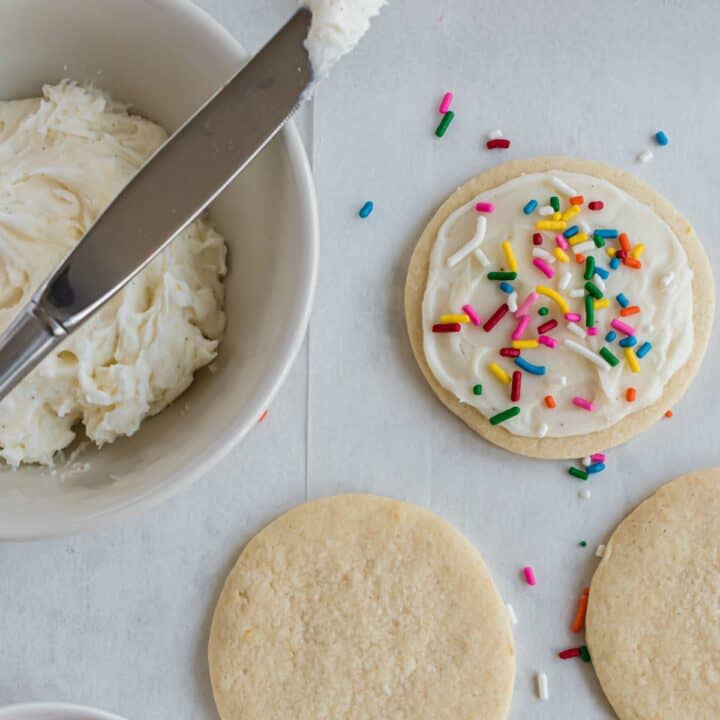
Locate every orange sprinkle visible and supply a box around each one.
[544,395,556,409]
[571,588,590,633]
[570,195,585,205]
[626,387,637,402]
[620,305,641,317]
[624,257,642,269]
[575,253,586,264]
[619,232,631,253]
[258,409,269,423]
[665,409,673,418]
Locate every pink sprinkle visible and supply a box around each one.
[565,312,581,322]
[439,91,453,114]
[539,335,557,348]
[511,315,530,340]
[573,396,595,412]
[462,303,481,326]
[523,566,536,586]
[516,291,538,317]
[587,327,598,336]
[533,233,543,246]
[555,234,569,250]
[475,201,494,213]
[611,318,636,336]
[591,453,606,463]
[533,257,554,278]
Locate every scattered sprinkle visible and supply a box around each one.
[624,347,640,373]
[523,566,537,586]
[432,322,461,333]
[579,488,591,500]
[473,384,483,396]
[358,201,374,218]
[515,356,546,375]
[490,406,521,425]
[550,176,578,196]
[637,149,654,164]
[487,128,503,140]
[488,362,511,385]
[483,303,510,332]
[579,645,592,662]
[665,409,673,418]
[559,647,581,660]
[571,587,590,632]
[588,200,604,211]
[655,130,669,146]
[523,199,539,215]
[438,91,453,114]
[486,138,511,149]
[537,672,549,702]
[596,544,606,557]
[475,201,494,213]
[462,303,481,326]
[578,540,587,547]
[435,110,455,138]
[569,466,589,480]
[511,370,522,401]
[258,409,269,423]
[507,603,518,625]
[440,313,470,324]
[573,396,595,411]
[538,306,549,316]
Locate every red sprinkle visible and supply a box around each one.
[511,370,522,402]
[500,347,521,358]
[486,138,511,149]
[537,319,558,334]
[559,648,582,660]
[258,409,269,423]
[569,195,585,205]
[432,322,461,333]
[533,232,543,245]
[615,250,628,261]
[483,303,509,332]
[588,201,604,211]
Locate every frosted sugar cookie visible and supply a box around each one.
[209,495,515,720]
[405,157,713,459]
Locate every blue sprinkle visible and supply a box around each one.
[619,336,637,348]
[563,225,579,239]
[595,228,619,239]
[499,282,514,294]
[587,462,606,474]
[655,130,669,146]
[523,199,538,215]
[610,257,621,270]
[358,201,374,218]
[616,293,630,308]
[637,341,652,358]
[594,266,610,280]
[605,331,617,342]
[514,356,546,375]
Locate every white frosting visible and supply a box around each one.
[422,171,693,437]
[0,81,226,466]
[302,0,385,77]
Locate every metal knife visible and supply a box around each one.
[0,7,313,401]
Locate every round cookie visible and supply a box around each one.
[405,157,713,459]
[208,494,515,720]
[586,469,720,719]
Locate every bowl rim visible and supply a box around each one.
[0,702,126,719]
[0,0,319,541]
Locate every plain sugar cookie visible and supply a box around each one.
[208,494,515,720]
[586,469,720,719]
[405,157,713,459]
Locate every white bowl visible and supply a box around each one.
[0,703,125,720]
[0,0,318,539]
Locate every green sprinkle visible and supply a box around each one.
[568,467,589,480]
[473,384,483,396]
[580,645,592,663]
[592,232,606,248]
[435,110,455,138]
[579,540,587,547]
[487,271,518,281]
[585,294,595,327]
[584,256,595,281]
[490,406,521,425]
[550,195,560,212]
[585,281,603,299]
[538,306,550,316]
[599,347,620,367]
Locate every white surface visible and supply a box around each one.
[0,0,317,538]
[1,0,719,718]
[0,703,125,720]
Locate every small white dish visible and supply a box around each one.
[0,703,125,720]
[0,0,319,539]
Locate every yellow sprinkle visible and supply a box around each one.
[625,347,640,373]
[502,241,519,272]
[512,339,539,349]
[554,247,570,263]
[489,362,511,385]
[568,232,588,247]
[440,314,470,324]
[536,220,568,231]
[594,298,610,310]
[631,244,645,259]
[561,205,581,221]
[552,212,563,221]
[536,285,570,313]
[607,247,616,257]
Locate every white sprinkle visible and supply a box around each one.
[645,323,655,334]
[637,149,654,164]
[662,271,675,288]
[559,271,572,290]
[447,216,486,268]
[508,291,518,312]
[582,456,592,467]
[564,338,610,370]
[537,423,549,438]
[507,603,518,624]
[596,543,606,557]
[572,240,596,254]
[594,275,606,292]
[579,488,591,500]
[487,128,503,140]
[579,220,591,234]
[570,288,585,298]
[538,205,555,216]
[550,175,578,196]
[558,375,567,387]
[474,248,491,267]
[567,322,586,338]
[532,247,556,263]
[537,671,549,701]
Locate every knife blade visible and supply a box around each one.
[0,7,314,401]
